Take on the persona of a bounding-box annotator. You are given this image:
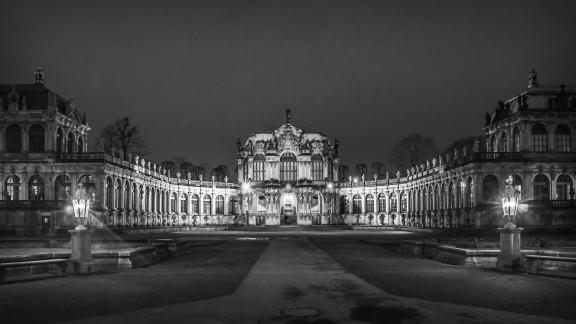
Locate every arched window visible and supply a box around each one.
[513,127,521,152]
[390,192,398,212]
[556,174,573,200]
[54,175,71,200]
[191,194,199,214]
[77,136,84,153]
[258,195,266,210]
[5,124,22,153]
[252,154,265,181]
[4,176,21,200]
[311,195,319,211]
[339,195,349,214]
[106,177,113,209]
[27,175,44,200]
[78,175,96,200]
[400,192,407,212]
[242,159,249,181]
[499,133,507,152]
[280,153,297,181]
[180,193,188,214]
[170,193,177,213]
[215,195,224,215]
[145,187,150,212]
[352,194,362,214]
[229,196,238,215]
[161,191,165,213]
[378,193,386,213]
[203,195,211,214]
[491,136,497,153]
[555,125,571,152]
[28,124,45,153]
[156,189,161,213]
[56,127,64,153]
[124,182,130,209]
[466,177,473,208]
[151,189,155,212]
[115,179,121,209]
[440,184,446,209]
[533,174,550,201]
[532,124,548,152]
[448,182,454,209]
[365,194,374,213]
[67,132,75,153]
[482,175,499,202]
[311,154,324,180]
[132,183,138,210]
[422,189,427,210]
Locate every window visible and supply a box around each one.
[115,179,121,209]
[352,194,362,214]
[365,194,374,213]
[532,124,548,152]
[280,153,297,181]
[482,175,499,202]
[556,174,573,200]
[132,184,138,210]
[448,182,454,209]
[151,189,155,212]
[311,154,324,180]
[27,175,44,200]
[499,133,507,152]
[378,194,386,213]
[253,155,265,181]
[79,175,96,200]
[67,132,75,153]
[124,182,130,209]
[390,193,398,212]
[28,124,45,153]
[55,175,71,200]
[490,136,497,152]
[203,195,211,214]
[466,177,474,208]
[339,195,349,214]
[5,124,22,153]
[77,136,84,153]
[4,176,21,200]
[400,192,407,212]
[311,195,319,210]
[242,160,249,181]
[170,193,177,213]
[229,196,238,215]
[180,194,188,214]
[145,187,150,212]
[422,189,427,210]
[106,177,113,209]
[56,128,63,153]
[513,127,521,152]
[215,195,224,215]
[555,125,571,152]
[533,174,550,201]
[191,194,199,214]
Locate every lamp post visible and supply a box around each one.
[67,184,95,274]
[241,180,251,226]
[326,182,333,225]
[496,175,523,271]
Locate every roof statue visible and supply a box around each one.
[34,66,45,84]
[286,108,292,124]
[528,67,538,88]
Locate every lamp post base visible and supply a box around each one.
[496,226,524,271]
[67,228,95,274]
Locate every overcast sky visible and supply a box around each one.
[1,0,576,173]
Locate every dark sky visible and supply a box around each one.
[2,0,576,172]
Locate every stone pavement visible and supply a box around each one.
[55,237,572,324]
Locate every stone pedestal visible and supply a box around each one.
[67,229,95,274]
[496,226,524,271]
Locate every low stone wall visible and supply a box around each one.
[115,225,229,234]
[398,241,502,268]
[525,251,576,278]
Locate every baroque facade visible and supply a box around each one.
[0,68,575,235]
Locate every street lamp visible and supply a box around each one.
[67,185,95,274]
[326,182,334,225]
[501,175,520,229]
[496,175,523,271]
[241,180,251,226]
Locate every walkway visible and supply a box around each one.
[53,237,572,324]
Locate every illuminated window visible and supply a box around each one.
[555,125,571,152]
[280,153,297,181]
[352,194,362,214]
[253,155,265,181]
[311,154,324,180]
[365,194,374,213]
[532,124,548,152]
[4,176,21,200]
[215,195,224,215]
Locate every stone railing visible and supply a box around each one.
[0,200,70,210]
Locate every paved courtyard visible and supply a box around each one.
[1,231,576,323]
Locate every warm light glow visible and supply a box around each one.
[241,182,251,192]
[327,182,333,189]
[72,198,91,219]
[353,177,358,183]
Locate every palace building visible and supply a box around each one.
[0,68,575,235]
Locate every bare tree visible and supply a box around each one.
[160,160,177,175]
[211,165,229,182]
[355,163,368,177]
[371,161,387,178]
[99,117,147,158]
[338,165,349,182]
[444,135,478,154]
[390,134,438,171]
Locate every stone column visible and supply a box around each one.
[496,227,524,271]
[67,229,95,274]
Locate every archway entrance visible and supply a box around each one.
[280,193,297,225]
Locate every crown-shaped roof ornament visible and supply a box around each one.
[34,66,45,84]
